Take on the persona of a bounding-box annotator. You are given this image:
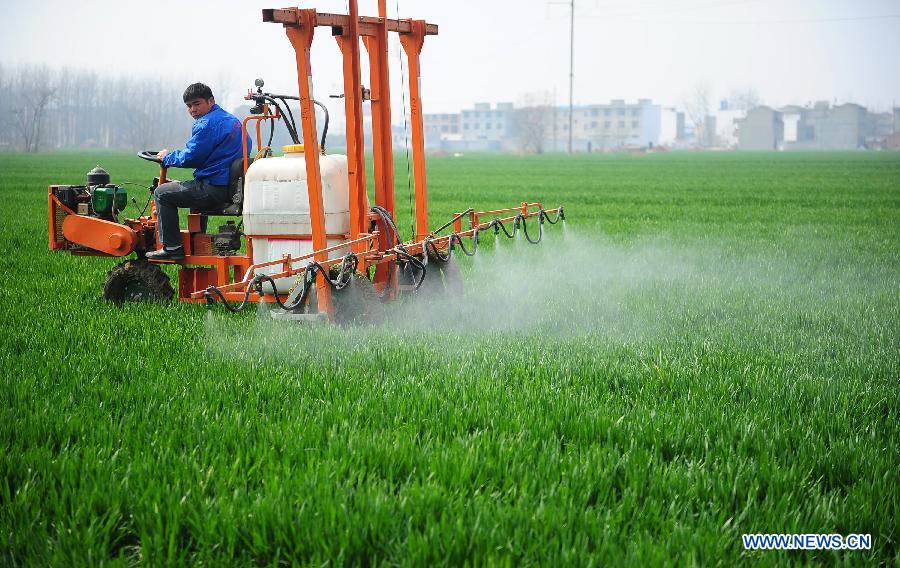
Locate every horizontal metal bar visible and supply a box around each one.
[468,202,545,217]
[262,9,438,35]
[191,206,561,300]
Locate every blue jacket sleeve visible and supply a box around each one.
[162,119,216,169]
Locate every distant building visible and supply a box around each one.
[780,105,806,143]
[423,112,461,150]
[816,103,868,149]
[886,108,900,149]
[737,106,783,150]
[547,99,679,151]
[711,109,747,148]
[659,107,683,145]
[414,97,893,154]
[458,102,516,151]
[774,101,878,150]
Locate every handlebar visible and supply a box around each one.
[137,150,163,164]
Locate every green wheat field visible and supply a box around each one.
[1,151,898,565]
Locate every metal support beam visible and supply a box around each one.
[264,9,438,36]
[399,20,430,241]
[284,10,332,316]
[334,5,367,253]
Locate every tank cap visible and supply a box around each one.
[87,165,110,186]
[282,144,305,153]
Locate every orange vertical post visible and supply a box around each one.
[362,0,397,294]
[363,12,395,219]
[285,10,332,316]
[335,0,367,251]
[400,21,429,241]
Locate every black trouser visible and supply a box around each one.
[153,179,229,248]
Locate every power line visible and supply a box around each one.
[595,0,762,20]
[608,13,900,25]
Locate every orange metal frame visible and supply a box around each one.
[48,2,563,318]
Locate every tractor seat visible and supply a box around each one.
[191,157,251,216]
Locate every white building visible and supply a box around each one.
[658,107,682,146]
[549,99,680,151]
[711,109,747,148]
[458,102,516,151]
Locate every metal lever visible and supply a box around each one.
[329,85,371,101]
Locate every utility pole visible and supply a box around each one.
[553,85,558,152]
[550,0,575,153]
[567,0,574,154]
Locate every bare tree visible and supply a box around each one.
[513,91,553,154]
[0,64,10,150]
[214,70,236,109]
[0,65,241,152]
[4,65,56,152]
[681,82,711,146]
[728,87,761,111]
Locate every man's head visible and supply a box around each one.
[183,83,215,120]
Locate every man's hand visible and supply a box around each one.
[156,149,169,160]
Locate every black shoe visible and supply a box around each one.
[146,247,185,261]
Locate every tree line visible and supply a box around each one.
[0,64,196,153]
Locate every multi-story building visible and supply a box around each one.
[545,99,680,151]
[423,112,461,150]
[412,99,688,153]
[814,103,868,149]
[737,106,784,150]
[421,102,516,152]
[459,102,515,151]
[760,101,882,150]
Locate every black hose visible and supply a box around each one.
[119,181,154,217]
[423,239,452,263]
[494,217,517,239]
[489,209,557,243]
[204,276,259,313]
[371,205,402,245]
[278,97,297,134]
[519,213,543,244]
[266,94,330,151]
[449,231,478,257]
[431,208,474,236]
[203,206,565,313]
[541,207,565,225]
[204,254,359,313]
[139,194,152,217]
[264,97,300,144]
[393,247,427,290]
[312,99,329,152]
[369,206,401,299]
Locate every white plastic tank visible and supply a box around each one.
[243,145,350,293]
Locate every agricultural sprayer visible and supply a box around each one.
[47,2,564,322]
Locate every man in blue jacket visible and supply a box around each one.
[147,83,251,260]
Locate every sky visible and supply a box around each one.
[1,0,898,116]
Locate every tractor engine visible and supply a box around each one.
[48,165,152,257]
[50,166,127,221]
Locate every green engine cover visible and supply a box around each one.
[91,185,127,214]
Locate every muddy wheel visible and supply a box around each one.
[103,260,174,303]
[309,271,383,325]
